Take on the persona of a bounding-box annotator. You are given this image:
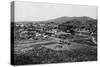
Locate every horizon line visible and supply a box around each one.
[12,16,97,22]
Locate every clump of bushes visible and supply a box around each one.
[14,46,97,65]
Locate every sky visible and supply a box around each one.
[14,1,97,22]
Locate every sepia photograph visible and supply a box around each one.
[11,1,97,65]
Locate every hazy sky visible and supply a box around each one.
[14,1,97,22]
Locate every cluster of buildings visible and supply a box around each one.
[13,22,95,41]
[14,23,63,40]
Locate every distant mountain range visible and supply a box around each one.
[14,16,96,25]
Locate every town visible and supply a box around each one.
[13,19,97,44]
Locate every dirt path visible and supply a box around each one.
[15,34,96,54]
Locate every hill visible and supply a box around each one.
[46,16,94,24]
[13,16,95,25]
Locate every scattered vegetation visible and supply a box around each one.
[14,46,97,65]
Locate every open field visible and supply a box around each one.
[13,34,97,65]
[14,45,97,65]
